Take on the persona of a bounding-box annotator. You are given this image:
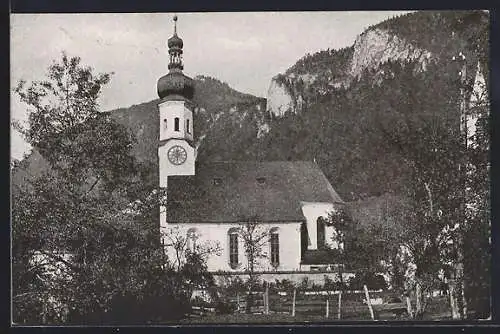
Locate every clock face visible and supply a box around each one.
[168,145,187,165]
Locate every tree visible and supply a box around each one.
[237,217,270,313]
[459,60,490,319]
[12,52,133,323]
[14,52,112,162]
[11,153,156,323]
[374,57,485,319]
[324,209,348,290]
[11,52,212,324]
[161,225,221,298]
[332,197,409,293]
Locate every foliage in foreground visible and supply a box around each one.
[11,53,213,324]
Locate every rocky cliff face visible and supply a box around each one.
[265,77,306,117]
[265,79,295,117]
[14,11,488,196]
[349,28,433,79]
[266,26,433,117]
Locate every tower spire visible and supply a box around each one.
[156,13,196,235]
[173,14,178,35]
[157,13,194,100]
[167,14,184,72]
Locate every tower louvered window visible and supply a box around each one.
[174,117,180,131]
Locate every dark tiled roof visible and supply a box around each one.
[167,161,344,223]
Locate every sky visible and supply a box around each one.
[10,11,411,160]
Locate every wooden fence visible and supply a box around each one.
[229,291,267,314]
[224,285,408,320]
[186,305,217,319]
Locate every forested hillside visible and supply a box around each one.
[11,10,490,321]
[266,10,488,116]
[12,10,489,205]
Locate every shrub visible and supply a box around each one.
[214,300,236,315]
[347,273,388,291]
[217,276,246,298]
[275,279,295,292]
[300,277,309,290]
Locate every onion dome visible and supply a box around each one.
[168,36,183,49]
[157,71,194,100]
[157,15,194,100]
[168,16,183,48]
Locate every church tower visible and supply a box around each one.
[157,15,196,189]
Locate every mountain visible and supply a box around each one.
[12,10,489,204]
[266,10,488,117]
[255,10,489,202]
[109,75,267,165]
[11,75,267,190]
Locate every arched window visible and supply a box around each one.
[228,228,239,269]
[301,222,309,256]
[186,228,199,252]
[317,217,326,249]
[174,117,180,132]
[163,118,167,129]
[270,227,279,267]
[187,119,191,134]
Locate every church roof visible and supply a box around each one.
[167,161,344,223]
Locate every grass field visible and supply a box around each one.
[181,312,452,324]
[181,295,452,324]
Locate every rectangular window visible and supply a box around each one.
[270,233,279,266]
[229,233,238,268]
[174,117,180,131]
[187,119,191,134]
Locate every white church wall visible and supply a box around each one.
[183,105,194,139]
[163,222,303,273]
[300,202,337,250]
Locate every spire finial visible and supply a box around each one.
[173,14,178,35]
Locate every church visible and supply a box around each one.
[157,16,346,281]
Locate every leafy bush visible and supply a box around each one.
[347,273,388,291]
[214,300,236,315]
[274,279,296,292]
[299,277,309,290]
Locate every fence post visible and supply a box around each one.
[292,289,296,317]
[265,282,269,314]
[237,292,240,313]
[406,295,413,318]
[262,290,265,314]
[338,291,342,320]
[363,284,375,320]
[326,298,329,318]
[416,281,422,317]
